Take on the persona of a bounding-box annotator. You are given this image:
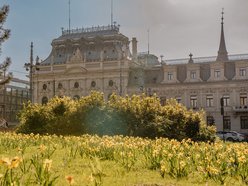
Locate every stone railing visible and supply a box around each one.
[233,105,248,112]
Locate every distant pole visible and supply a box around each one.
[69,0,71,33]
[111,0,113,26]
[119,61,122,96]
[30,42,34,103]
[147,29,150,55]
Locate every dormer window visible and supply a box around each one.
[239,68,246,76]
[168,72,173,80]
[190,71,196,79]
[214,70,221,78]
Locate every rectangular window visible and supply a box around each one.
[223,95,230,106]
[207,116,215,126]
[190,95,197,108]
[214,70,221,78]
[168,72,173,80]
[241,116,248,129]
[190,71,196,79]
[240,93,247,106]
[223,116,231,130]
[239,68,246,76]
[206,95,214,107]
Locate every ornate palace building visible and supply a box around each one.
[34,15,248,133]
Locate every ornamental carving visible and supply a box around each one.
[69,48,83,63]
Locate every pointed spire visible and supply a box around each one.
[189,53,194,63]
[216,8,228,61]
[30,42,33,65]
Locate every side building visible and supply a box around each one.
[0,77,29,122]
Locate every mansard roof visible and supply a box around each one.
[40,25,130,66]
[164,54,248,66]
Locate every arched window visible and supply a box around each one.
[74,82,79,88]
[42,84,47,90]
[58,83,63,89]
[108,80,114,87]
[91,81,96,88]
[42,96,48,105]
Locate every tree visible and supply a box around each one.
[0,5,11,87]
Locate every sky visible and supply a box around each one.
[1,0,248,80]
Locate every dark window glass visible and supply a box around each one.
[42,97,48,105]
[58,83,63,89]
[223,116,231,130]
[42,84,47,90]
[109,80,114,87]
[91,81,96,87]
[207,116,215,126]
[74,82,79,88]
[241,116,248,129]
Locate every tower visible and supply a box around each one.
[216,9,228,61]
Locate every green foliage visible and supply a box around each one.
[16,91,216,141]
[0,5,12,86]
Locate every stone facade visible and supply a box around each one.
[34,22,248,133]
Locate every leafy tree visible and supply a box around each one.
[0,5,11,87]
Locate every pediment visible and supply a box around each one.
[69,48,84,63]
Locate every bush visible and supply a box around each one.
[16,92,216,141]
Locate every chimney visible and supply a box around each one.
[132,37,137,60]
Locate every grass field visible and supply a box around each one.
[0,132,248,186]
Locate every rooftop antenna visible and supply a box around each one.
[111,0,113,26]
[147,29,150,55]
[69,0,71,33]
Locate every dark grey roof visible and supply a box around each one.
[165,54,248,65]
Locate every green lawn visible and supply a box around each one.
[0,132,247,186]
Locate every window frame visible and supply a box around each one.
[167,72,173,80]
[190,95,197,108]
[223,116,231,130]
[241,116,248,129]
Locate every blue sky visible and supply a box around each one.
[1,0,248,80]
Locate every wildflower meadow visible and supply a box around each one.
[0,132,248,186]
